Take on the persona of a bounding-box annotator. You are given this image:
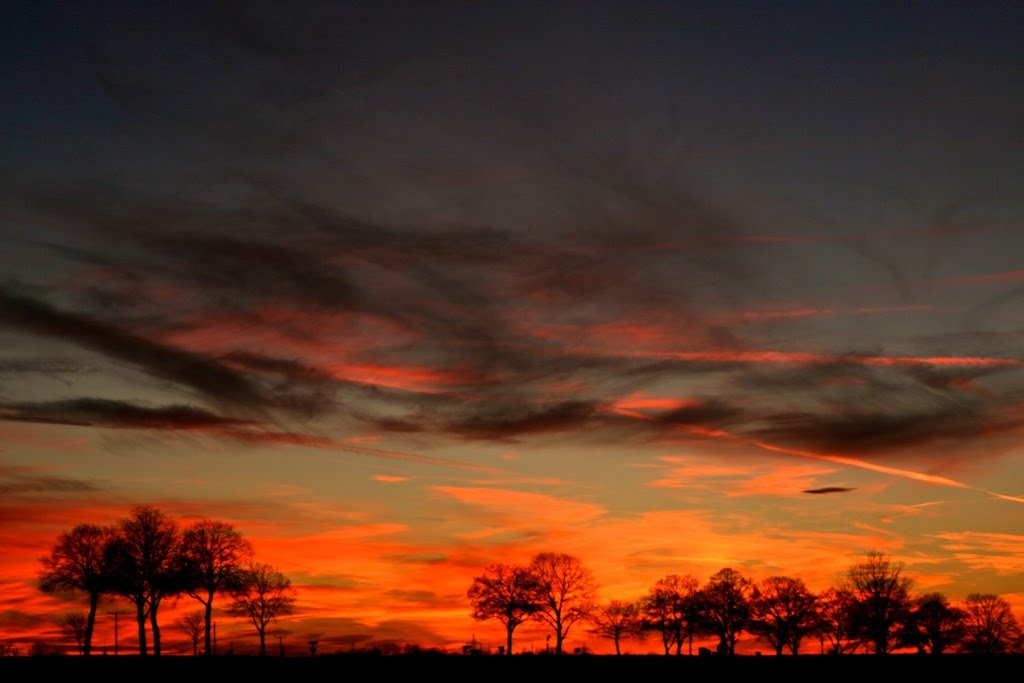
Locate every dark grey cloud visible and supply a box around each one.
[0,610,48,629]
[442,400,604,441]
[1,1,1022,470]
[0,398,253,431]
[655,400,742,428]
[803,487,855,495]
[0,359,91,375]
[749,403,1024,456]
[0,469,100,496]
[0,287,268,408]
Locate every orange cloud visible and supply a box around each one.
[647,456,839,497]
[741,308,832,320]
[371,475,408,483]
[933,531,1024,574]
[853,305,933,314]
[322,362,484,394]
[608,393,702,421]
[920,269,1024,288]
[431,486,605,530]
[643,349,1022,369]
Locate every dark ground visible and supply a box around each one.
[0,653,1018,677]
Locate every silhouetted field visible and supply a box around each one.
[1,654,1019,677]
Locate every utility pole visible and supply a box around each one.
[277,635,285,657]
[106,610,127,656]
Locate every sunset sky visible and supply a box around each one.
[1,2,1023,655]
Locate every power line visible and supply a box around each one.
[105,610,128,655]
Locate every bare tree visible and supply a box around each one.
[529,552,596,655]
[962,593,1020,654]
[59,613,88,655]
[588,600,642,655]
[104,505,186,656]
[904,592,965,655]
[39,524,111,656]
[816,588,860,654]
[230,562,297,656]
[181,519,252,655]
[176,611,205,655]
[467,563,544,655]
[749,576,818,655]
[842,551,914,655]
[641,574,699,655]
[698,568,751,655]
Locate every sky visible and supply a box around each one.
[1,1,1023,655]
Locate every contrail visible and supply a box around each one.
[663,423,1023,504]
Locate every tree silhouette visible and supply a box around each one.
[59,613,88,655]
[903,592,965,655]
[39,524,111,656]
[641,574,699,655]
[182,519,253,655]
[104,505,186,656]
[962,593,1019,654]
[588,600,642,655]
[748,576,818,655]
[529,552,595,655]
[230,562,297,656]
[467,563,544,655]
[697,568,751,655]
[842,551,913,655]
[176,611,205,656]
[816,588,860,654]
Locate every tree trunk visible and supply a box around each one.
[203,594,214,655]
[505,625,513,655]
[555,627,564,655]
[259,627,266,656]
[135,600,148,656]
[774,640,784,656]
[84,591,98,656]
[613,634,621,655]
[150,605,161,656]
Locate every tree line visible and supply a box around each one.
[38,505,296,657]
[469,551,1023,656]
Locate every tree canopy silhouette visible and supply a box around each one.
[59,613,88,655]
[530,552,596,655]
[37,505,294,657]
[748,576,818,655]
[842,551,914,655]
[467,563,545,655]
[182,519,253,655]
[104,505,187,656]
[38,524,111,656]
[176,611,206,656]
[817,587,860,654]
[589,599,642,655]
[904,592,965,655]
[641,574,699,655]
[229,562,297,656]
[698,567,752,655]
[962,593,1020,654]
